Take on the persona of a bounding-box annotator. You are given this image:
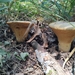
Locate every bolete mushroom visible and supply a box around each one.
[7,21,33,42]
[49,21,75,52]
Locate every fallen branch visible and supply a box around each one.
[30,40,71,75]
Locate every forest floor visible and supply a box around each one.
[0,16,75,75]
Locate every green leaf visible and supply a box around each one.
[15,55,22,61]
[0,55,3,67]
[6,53,11,59]
[0,48,7,55]
[14,52,18,55]
[20,0,25,2]
[0,48,11,67]
[4,41,10,45]
[0,7,8,11]
[20,52,29,61]
[0,0,13,3]
[0,42,3,45]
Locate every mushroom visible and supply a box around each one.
[7,21,33,42]
[49,21,75,52]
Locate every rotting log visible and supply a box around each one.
[30,40,71,75]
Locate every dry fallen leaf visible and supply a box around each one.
[27,21,48,48]
[15,73,24,75]
[27,23,41,43]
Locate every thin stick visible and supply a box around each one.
[63,48,75,68]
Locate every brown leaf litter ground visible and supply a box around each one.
[0,16,75,75]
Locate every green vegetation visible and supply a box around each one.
[0,47,29,67]
[0,0,75,21]
[0,41,29,67]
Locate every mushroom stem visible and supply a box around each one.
[59,40,71,52]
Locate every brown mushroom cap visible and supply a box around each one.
[49,21,75,52]
[7,21,33,42]
[49,21,75,30]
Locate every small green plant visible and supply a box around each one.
[14,51,29,61]
[0,47,29,67]
[0,48,11,67]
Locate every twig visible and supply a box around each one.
[63,48,75,68]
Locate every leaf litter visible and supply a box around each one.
[0,16,74,75]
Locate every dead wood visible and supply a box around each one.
[30,40,71,75]
[42,33,48,48]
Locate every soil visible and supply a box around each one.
[0,16,75,75]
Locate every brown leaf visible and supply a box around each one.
[27,23,41,43]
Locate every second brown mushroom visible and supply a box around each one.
[49,21,75,52]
